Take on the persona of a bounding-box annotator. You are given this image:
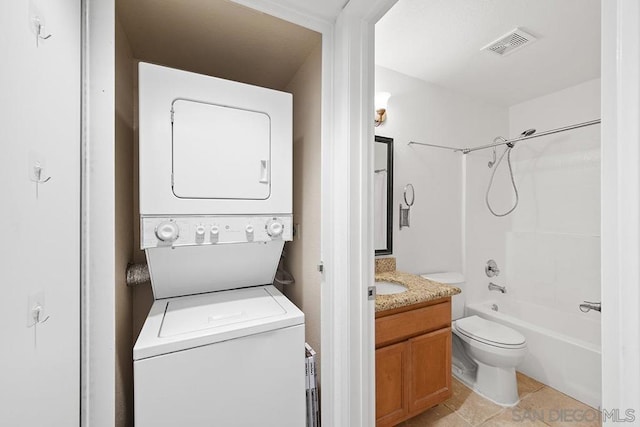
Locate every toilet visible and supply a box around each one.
[421,272,527,406]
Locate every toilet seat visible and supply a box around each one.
[454,315,526,349]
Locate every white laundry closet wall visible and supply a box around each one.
[115,17,136,425]
[284,42,323,369]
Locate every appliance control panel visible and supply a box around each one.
[141,215,292,249]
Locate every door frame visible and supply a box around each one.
[81,0,116,424]
[601,0,640,418]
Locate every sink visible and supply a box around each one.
[375,281,408,295]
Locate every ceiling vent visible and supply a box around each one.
[481,28,537,56]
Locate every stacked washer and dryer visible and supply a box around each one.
[133,63,305,426]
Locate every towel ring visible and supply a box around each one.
[400,184,415,229]
[404,184,415,207]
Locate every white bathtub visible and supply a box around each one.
[465,300,601,409]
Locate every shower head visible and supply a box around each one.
[520,128,536,137]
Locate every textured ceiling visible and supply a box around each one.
[117,0,322,90]
[375,0,601,106]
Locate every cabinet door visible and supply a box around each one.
[408,327,452,413]
[376,341,409,426]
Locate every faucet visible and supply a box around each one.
[488,282,506,293]
[579,301,601,313]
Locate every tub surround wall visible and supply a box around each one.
[462,150,513,307]
[374,66,508,275]
[507,79,601,321]
[465,79,601,316]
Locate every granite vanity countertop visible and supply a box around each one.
[375,271,461,312]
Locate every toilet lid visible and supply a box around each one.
[421,272,464,284]
[455,315,525,347]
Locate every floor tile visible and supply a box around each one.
[481,406,550,426]
[517,387,601,427]
[517,371,545,398]
[399,404,472,427]
[442,379,503,426]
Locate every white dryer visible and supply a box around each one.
[133,63,303,426]
[138,62,292,216]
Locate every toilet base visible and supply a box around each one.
[475,361,519,406]
[452,361,520,407]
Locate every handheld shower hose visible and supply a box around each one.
[485,129,535,217]
[485,144,519,217]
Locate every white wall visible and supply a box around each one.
[1,0,81,425]
[374,65,508,278]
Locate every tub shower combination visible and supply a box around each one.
[412,119,602,409]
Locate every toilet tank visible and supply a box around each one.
[420,272,465,320]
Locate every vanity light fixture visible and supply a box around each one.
[374,92,391,127]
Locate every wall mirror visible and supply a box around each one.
[374,136,393,255]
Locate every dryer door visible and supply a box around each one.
[172,99,271,200]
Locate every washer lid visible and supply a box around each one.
[160,286,286,338]
[133,285,304,360]
[455,315,526,347]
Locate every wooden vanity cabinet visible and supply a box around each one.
[375,297,452,427]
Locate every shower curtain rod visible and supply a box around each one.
[408,119,601,154]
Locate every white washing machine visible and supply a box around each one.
[134,63,303,426]
[134,286,304,426]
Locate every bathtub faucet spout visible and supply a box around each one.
[488,282,506,293]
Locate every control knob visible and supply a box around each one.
[245,224,255,241]
[195,224,206,242]
[210,225,219,242]
[266,219,284,238]
[155,221,179,243]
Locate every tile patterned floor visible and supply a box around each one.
[398,372,602,427]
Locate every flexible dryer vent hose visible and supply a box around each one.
[126,263,150,287]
